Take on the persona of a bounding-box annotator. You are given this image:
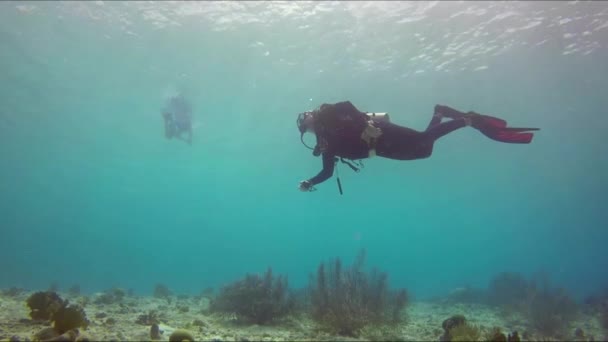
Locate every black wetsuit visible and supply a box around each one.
[307,101,468,186]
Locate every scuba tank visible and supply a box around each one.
[366,112,390,123]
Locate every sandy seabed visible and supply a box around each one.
[0,291,605,342]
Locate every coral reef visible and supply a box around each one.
[93,288,126,305]
[439,316,521,342]
[308,249,409,337]
[486,272,531,314]
[1,281,605,342]
[209,267,295,325]
[436,286,487,305]
[26,291,67,321]
[32,327,60,341]
[483,327,520,342]
[447,322,481,341]
[507,331,520,342]
[439,314,467,341]
[603,306,608,331]
[1,287,25,297]
[47,283,59,293]
[199,287,214,298]
[24,291,89,337]
[52,304,90,335]
[583,287,608,333]
[135,310,167,325]
[2,265,602,341]
[154,284,172,300]
[484,326,507,342]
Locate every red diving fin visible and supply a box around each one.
[480,126,540,144]
[476,114,507,128]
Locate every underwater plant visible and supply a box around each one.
[308,248,409,337]
[526,283,578,336]
[209,267,295,325]
[487,272,579,337]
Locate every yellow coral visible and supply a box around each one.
[169,329,195,342]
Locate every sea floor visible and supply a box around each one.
[0,291,605,342]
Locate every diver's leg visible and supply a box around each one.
[424,118,468,141]
[376,119,470,161]
[425,111,444,131]
[375,122,430,160]
[426,104,473,131]
[434,105,466,120]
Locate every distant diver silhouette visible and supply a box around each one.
[162,94,193,145]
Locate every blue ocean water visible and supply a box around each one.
[0,1,607,303]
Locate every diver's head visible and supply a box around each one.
[297,111,316,134]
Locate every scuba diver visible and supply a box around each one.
[296,101,539,192]
[162,94,193,145]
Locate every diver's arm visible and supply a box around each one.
[300,153,335,192]
[302,152,335,189]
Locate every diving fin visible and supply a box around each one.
[434,105,540,144]
[475,114,507,128]
[468,112,539,144]
[496,127,540,133]
[479,126,540,144]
